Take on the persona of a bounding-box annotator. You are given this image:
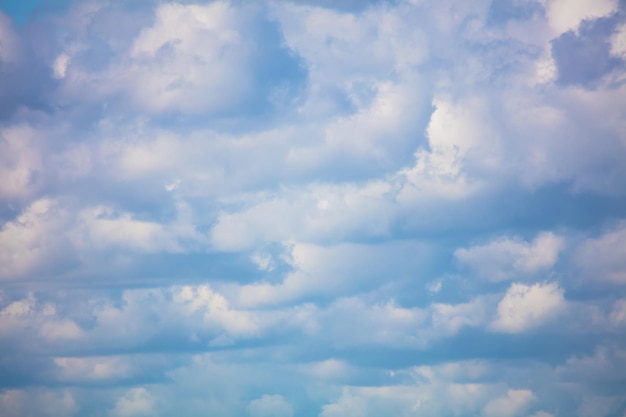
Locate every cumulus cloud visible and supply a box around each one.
[541,0,619,36]
[481,389,534,417]
[111,388,154,417]
[609,299,626,326]
[455,232,564,282]
[0,125,45,201]
[1,0,625,416]
[491,282,566,333]
[574,222,626,284]
[0,389,77,417]
[610,22,626,58]
[0,197,208,282]
[247,394,294,417]
[230,240,432,307]
[52,1,260,116]
[318,367,535,417]
[125,2,252,113]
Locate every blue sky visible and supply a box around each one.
[1,0,626,416]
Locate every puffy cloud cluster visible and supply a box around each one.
[1,0,625,416]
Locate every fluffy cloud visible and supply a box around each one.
[111,388,154,417]
[541,0,619,36]
[481,389,534,417]
[0,197,207,281]
[53,1,262,115]
[230,240,432,307]
[1,0,625,416]
[574,222,626,284]
[247,394,294,417]
[491,282,566,333]
[0,389,77,417]
[318,365,536,417]
[0,125,45,201]
[455,232,564,282]
[125,2,252,113]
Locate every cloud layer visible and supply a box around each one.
[1,0,625,416]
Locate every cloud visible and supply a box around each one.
[1,0,625,416]
[52,1,258,115]
[481,389,534,417]
[54,356,133,382]
[111,388,154,417]
[230,240,433,307]
[541,0,619,36]
[247,394,294,417]
[318,366,534,417]
[0,199,67,279]
[52,53,70,79]
[455,232,564,282]
[0,197,208,281]
[609,299,626,326]
[125,2,252,114]
[574,222,626,284]
[0,125,45,201]
[173,285,260,339]
[552,16,624,87]
[0,12,19,63]
[610,22,626,58]
[491,282,566,333]
[0,389,77,417]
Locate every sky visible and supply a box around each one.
[0,0,626,416]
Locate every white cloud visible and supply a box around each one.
[300,359,352,381]
[0,125,44,200]
[455,232,564,282]
[1,1,625,415]
[232,241,431,307]
[127,2,251,113]
[610,23,626,59]
[54,356,132,382]
[0,197,207,281]
[577,395,621,417]
[210,183,396,251]
[398,96,498,202]
[609,299,626,326]
[575,222,626,284]
[481,389,534,417]
[541,0,618,36]
[431,298,489,336]
[57,1,254,115]
[424,97,501,169]
[0,389,77,417]
[247,394,294,417]
[52,53,71,79]
[305,294,493,350]
[558,345,626,387]
[273,3,428,86]
[319,372,533,417]
[491,282,565,333]
[0,199,73,280]
[529,412,555,417]
[173,285,260,338]
[72,205,197,254]
[111,388,154,417]
[533,48,558,85]
[0,12,20,63]
[0,293,85,345]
